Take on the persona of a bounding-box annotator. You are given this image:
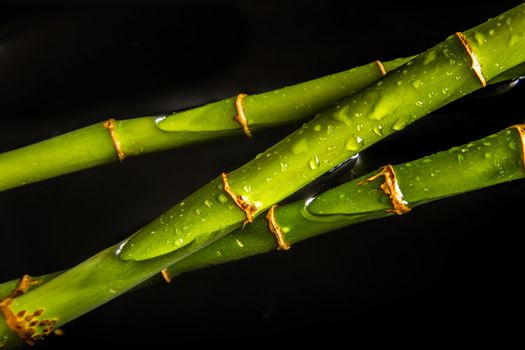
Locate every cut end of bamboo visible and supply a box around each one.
[0,275,53,346]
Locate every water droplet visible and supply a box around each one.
[291,138,309,154]
[423,50,437,65]
[396,81,403,86]
[415,100,424,107]
[474,32,485,45]
[195,209,201,215]
[369,93,402,121]
[422,158,432,163]
[217,194,228,203]
[442,87,449,95]
[309,156,320,170]
[175,228,182,235]
[204,199,212,208]
[508,141,517,151]
[314,124,322,132]
[484,153,492,159]
[280,162,288,171]
[354,112,363,118]
[154,115,167,125]
[216,251,222,257]
[373,125,383,136]
[509,34,523,46]
[482,142,491,147]
[150,230,156,235]
[356,123,363,131]
[411,80,423,89]
[457,154,464,163]
[489,29,496,36]
[236,239,245,248]
[430,172,436,177]
[327,145,336,152]
[415,176,421,182]
[243,185,251,192]
[345,135,363,151]
[327,124,334,135]
[392,117,408,131]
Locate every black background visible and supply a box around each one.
[1,0,523,348]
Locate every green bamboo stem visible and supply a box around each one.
[2,4,525,347]
[118,3,525,262]
[0,57,411,193]
[2,123,524,348]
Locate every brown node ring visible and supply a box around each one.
[221,172,258,225]
[103,118,126,161]
[455,32,487,87]
[160,268,172,284]
[234,93,252,138]
[510,124,525,167]
[375,60,387,76]
[0,275,43,346]
[266,205,291,251]
[358,165,411,215]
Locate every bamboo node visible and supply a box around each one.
[266,205,291,251]
[0,275,50,346]
[234,93,252,138]
[510,124,525,167]
[358,165,411,215]
[103,118,126,161]
[375,60,387,76]
[221,172,258,225]
[160,268,172,283]
[455,32,487,87]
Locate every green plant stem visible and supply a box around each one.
[0,58,411,192]
[118,3,525,262]
[2,123,524,348]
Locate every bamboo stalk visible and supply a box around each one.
[0,57,411,192]
[117,3,525,262]
[2,123,523,348]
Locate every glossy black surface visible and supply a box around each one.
[1,1,523,347]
